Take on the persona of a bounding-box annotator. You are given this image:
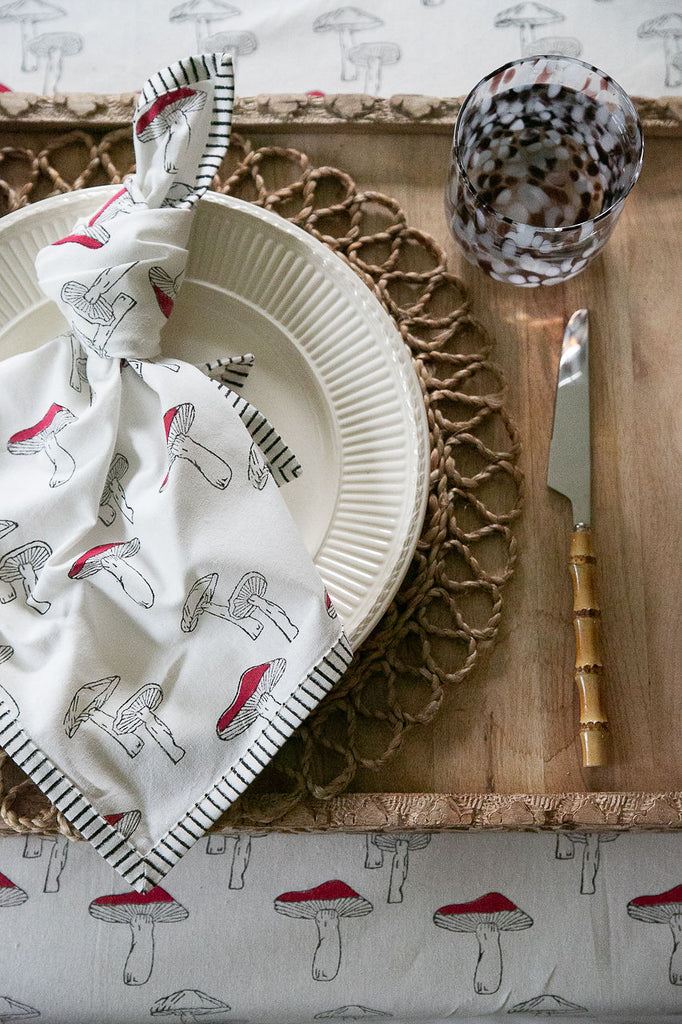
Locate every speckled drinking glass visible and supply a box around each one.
[445,56,643,286]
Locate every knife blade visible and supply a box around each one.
[547,309,608,768]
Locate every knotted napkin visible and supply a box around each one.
[0,53,351,891]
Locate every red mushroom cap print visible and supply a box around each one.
[275,880,373,981]
[0,871,28,907]
[216,659,286,740]
[136,87,208,175]
[8,402,76,487]
[161,403,231,491]
[103,810,142,839]
[89,886,188,985]
[434,892,533,994]
[628,884,682,984]
[68,538,154,608]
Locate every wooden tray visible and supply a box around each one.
[0,95,681,834]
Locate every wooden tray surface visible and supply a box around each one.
[0,100,680,833]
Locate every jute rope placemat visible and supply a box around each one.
[0,129,523,836]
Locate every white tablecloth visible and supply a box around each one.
[0,0,678,99]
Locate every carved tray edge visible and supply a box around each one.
[4,792,682,839]
[0,93,680,136]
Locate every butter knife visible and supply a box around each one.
[547,309,608,768]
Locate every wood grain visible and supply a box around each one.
[249,129,682,799]
[0,118,680,830]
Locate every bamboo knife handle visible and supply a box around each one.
[569,526,608,767]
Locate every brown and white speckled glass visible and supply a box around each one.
[445,56,643,286]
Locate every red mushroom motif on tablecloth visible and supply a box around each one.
[554,831,618,894]
[103,810,142,839]
[372,833,431,903]
[205,831,267,889]
[216,659,286,741]
[114,684,185,763]
[99,453,135,526]
[0,541,52,614]
[89,886,189,986]
[0,872,28,908]
[135,86,208,174]
[627,884,682,985]
[161,404,232,491]
[433,892,533,995]
[64,676,143,758]
[68,538,155,608]
[274,880,373,982]
[7,403,77,487]
[148,266,183,319]
[150,989,231,1022]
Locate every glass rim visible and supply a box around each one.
[453,54,644,235]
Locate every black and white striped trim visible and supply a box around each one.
[210,378,303,485]
[0,633,352,893]
[198,353,255,390]
[136,52,234,210]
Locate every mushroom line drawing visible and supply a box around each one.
[89,886,189,986]
[0,871,28,908]
[229,571,299,641]
[182,573,262,638]
[114,684,185,764]
[0,540,52,614]
[494,2,582,58]
[202,30,257,75]
[627,884,682,985]
[135,86,208,174]
[247,441,269,490]
[315,1009,392,1021]
[68,538,155,609]
[103,810,142,840]
[99,453,134,527]
[507,992,589,1015]
[149,265,183,319]
[434,892,533,995]
[0,685,19,724]
[0,0,66,73]
[216,659,286,741]
[275,880,373,982]
[638,14,682,89]
[64,676,143,758]
[347,41,400,95]
[363,835,384,869]
[8,402,77,488]
[372,833,431,903]
[68,332,93,404]
[25,30,82,93]
[205,831,267,889]
[554,831,617,894]
[150,989,231,1022]
[0,521,17,542]
[161,403,232,491]
[313,7,383,83]
[23,834,70,893]
[61,260,136,326]
[169,0,240,51]
[0,996,40,1021]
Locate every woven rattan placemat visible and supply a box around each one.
[0,129,523,837]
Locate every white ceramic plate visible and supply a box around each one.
[0,187,429,647]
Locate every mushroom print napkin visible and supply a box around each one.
[0,53,351,892]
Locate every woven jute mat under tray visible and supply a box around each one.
[0,129,523,837]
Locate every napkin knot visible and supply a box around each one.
[35,193,193,362]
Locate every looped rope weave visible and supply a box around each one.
[0,128,523,834]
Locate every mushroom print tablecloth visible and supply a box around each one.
[0,52,350,892]
[0,830,682,1021]
[0,0,677,100]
